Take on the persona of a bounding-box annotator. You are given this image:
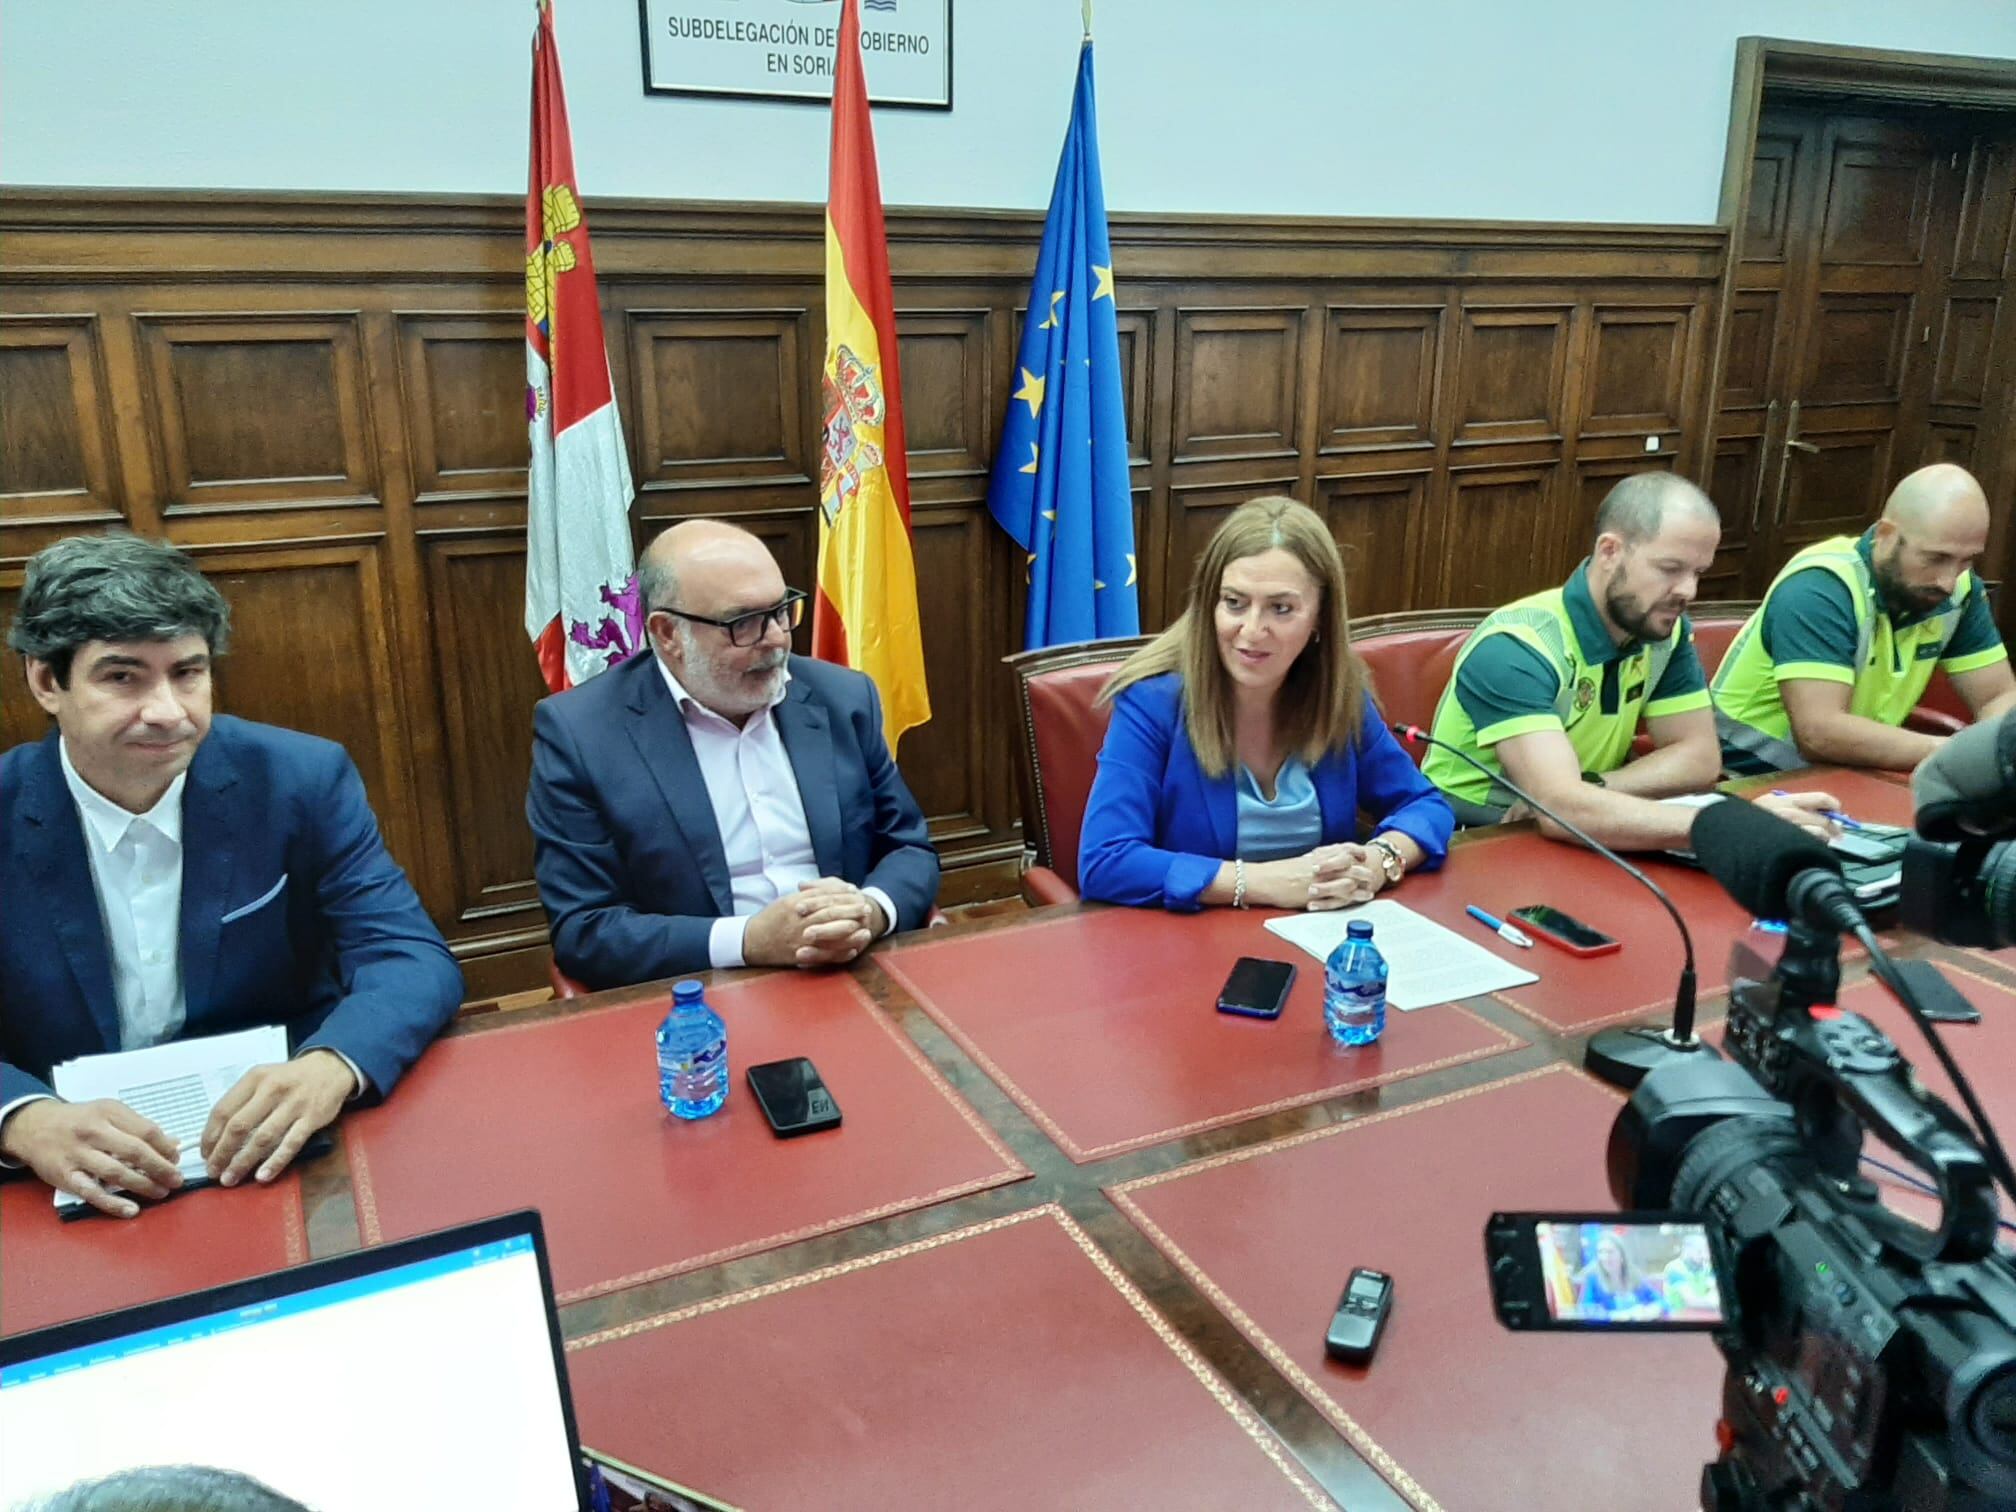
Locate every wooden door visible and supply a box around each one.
[1713,105,1997,596]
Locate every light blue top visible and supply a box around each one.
[1234,757,1323,861]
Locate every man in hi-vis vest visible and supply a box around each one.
[1424,473,1838,851]
[1713,464,2016,776]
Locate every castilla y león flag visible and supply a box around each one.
[814,0,930,753]
[524,0,639,694]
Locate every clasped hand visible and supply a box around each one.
[1244,843,1387,912]
[745,877,889,969]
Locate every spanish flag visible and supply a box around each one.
[815,0,930,753]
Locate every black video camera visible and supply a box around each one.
[1491,716,2016,1510]
[1610,922,2016,1510]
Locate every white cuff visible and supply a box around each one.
[862,886,900,939]
[708,914,750,971]
[0,1093,57,1169]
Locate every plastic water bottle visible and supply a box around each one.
[657,979,727,1119]
[1325,920,1388,1046]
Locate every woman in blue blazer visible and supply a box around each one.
[1080,496,1453,911]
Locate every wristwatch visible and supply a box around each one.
[1366,837,1405,885]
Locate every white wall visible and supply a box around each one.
[7,1,2016,224]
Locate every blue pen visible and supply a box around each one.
[1770,789,1864,830]
[1465,904,1534,949]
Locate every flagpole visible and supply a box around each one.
[1082,1,1092,40]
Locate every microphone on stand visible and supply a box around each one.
[1390,722,1709,1089]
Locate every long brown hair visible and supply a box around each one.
[1099,496,1366,777]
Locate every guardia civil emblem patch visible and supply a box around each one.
[1574,676,1597,712]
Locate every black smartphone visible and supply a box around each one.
[1324,1267,1393,1364]
[1217,957,1296,1019]
[746,1057,842,1138]
[1509,904,1621,958]
[1484,1211,1730,1331]
[1829,830,1899,865]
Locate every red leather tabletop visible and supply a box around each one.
[878,907,1522,1161]
[1109,1065,1724,1511]
[566,1204,1336,1511]
[344,972,1026,1301]
[1396,767,1915,1034]
[0,1176,305,1336]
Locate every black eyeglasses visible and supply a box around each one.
[652,588,807,648]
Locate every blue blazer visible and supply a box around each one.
[1078,674,1455,909]
[527,652,940,990]
[0,718,463,1108]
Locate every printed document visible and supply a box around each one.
[1264,899,1537,1010]
[49,1025,288,1213]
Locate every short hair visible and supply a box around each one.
[22,1466,311,1512]
[1591,473,1718,550]
[637,542,678,612]
[6,532,231,687]
[1099,495,1367,776]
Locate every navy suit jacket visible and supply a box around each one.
[1078,674,1455,909]
[0,718,463,1108]
[528,652,940,989]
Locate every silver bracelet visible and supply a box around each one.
[1232,858,1248,909]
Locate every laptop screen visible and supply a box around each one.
[1,1212,584,1511]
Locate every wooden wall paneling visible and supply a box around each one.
[1803,290,1914,405]
[1932,294,1998,406]
[1432,462,1561,609]
[625,301,815,506]
[1580,305,1692,441]
[0,315,122,527]
[420,533,551,934]
[1169,305,1304,463]
[397,312,533,503]
[1113,306,1154,464]
[1317,303,1444,457]
[897,307,991,485]
[1316,471,1428,617]
[1449,303,1570,447]
[135,312,380,515]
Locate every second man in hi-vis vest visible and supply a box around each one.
[1713,463,2016,776]
[1423,473,1838,852]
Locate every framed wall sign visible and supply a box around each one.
[639,0,953,110]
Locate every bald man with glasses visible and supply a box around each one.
[528,519,939,989]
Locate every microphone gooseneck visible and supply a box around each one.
[1392,723,1700,1063]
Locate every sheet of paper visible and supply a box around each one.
[1263,899,1537,1011]
[49,1024,288,1211]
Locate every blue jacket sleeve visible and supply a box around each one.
[853,679,941,930]
[527,699,718,989]
[1354,699,1454,867]
[1077,684,1223,911]
[292,749,464,1097]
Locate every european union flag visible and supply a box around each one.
[987,40,1138,649]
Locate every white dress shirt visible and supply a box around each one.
[60,738,188,1049]
[657,660,896,969]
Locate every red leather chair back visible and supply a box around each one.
[1007,637,1152,895]
[1348,611,1488,765]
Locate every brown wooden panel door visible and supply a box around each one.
[1723,109,1956,585]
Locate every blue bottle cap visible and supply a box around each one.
[672,979,704,1002]
[1346,920,1373,940]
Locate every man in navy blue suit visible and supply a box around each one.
[0,534,462,1217]
[528,519,939,990]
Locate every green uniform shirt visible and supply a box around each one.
[1711,528,2006,773]
[1423,562,1710,809]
